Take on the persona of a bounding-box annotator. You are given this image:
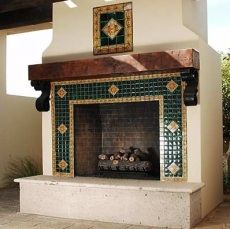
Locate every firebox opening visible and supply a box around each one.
[74,101,160,180]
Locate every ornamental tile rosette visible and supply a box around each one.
[93,2,133,55]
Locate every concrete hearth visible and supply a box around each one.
[15,176,204,229]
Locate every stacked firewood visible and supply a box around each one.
[98,147,152,172]
[98,147,149,164]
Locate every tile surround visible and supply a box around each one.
[51,73,187,181]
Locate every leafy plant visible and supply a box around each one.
[223,173,230,193]
[222,54,230,143]
[3,157,41,187]
[222,53,230,193]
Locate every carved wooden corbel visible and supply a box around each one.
[31,80,51,112]
[181,69,199,106]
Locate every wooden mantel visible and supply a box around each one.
[29,49,199,81]
[30,49,200,111]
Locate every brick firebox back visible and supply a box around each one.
[74,102,160,178]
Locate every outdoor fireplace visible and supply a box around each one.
[30,49,199,181]
[15,49,208,229]
[15,0,223,226]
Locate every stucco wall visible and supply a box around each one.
[199,40,223,216]
[43,0,200,62]
[0,32,42,187]
[42,0,222,218]
[185,39,223,216]
[182,0,208,42]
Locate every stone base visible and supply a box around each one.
[15,176,204,229]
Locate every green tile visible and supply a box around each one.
[108,38,116,45]
[116,35,124,44]
[100,30,107,38]
[101,37,108,46]
[107,12,116,20]
[100,13,108,21]
[116,11,124,20]
[53,75,185,178]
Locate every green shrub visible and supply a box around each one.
[3,157,41,187]
[222,54,230,193]
[222,54,230,143]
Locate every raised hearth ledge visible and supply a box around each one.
[15,175,204,193]
[15,175,204,228]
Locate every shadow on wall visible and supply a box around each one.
[42,40,198,63]
[0,94,42,188]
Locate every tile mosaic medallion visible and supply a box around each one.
[93,2,133,55]
[51,73,187,181]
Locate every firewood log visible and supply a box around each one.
[110,152,122,161]
[119,148,126,154]
[129,147,136,154]
[98,160,153,172]
[129,154,141,162]
[119,148,131,161]
[120,152,130,161]
[133,148,149,161]
[98,154,107,160]
[114,152,122,160]
[112,160,119,165]
[98,153,113,160]
[119,148,131,154]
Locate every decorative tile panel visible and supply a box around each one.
[102,18,123,40]
[58,124,68,134]
[167,121,179,133]
[168,162,180,175]
[57,87,67,98]
[108,84,119,96]
[166,80,178,93]
[51,73,187,180]
[93,2,133,55]
[58,159,68,170]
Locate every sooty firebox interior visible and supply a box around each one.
[74,101,160,179]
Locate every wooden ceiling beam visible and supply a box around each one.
[0,5,52,30]
[0,0,64,13]
[0,0,65,30]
